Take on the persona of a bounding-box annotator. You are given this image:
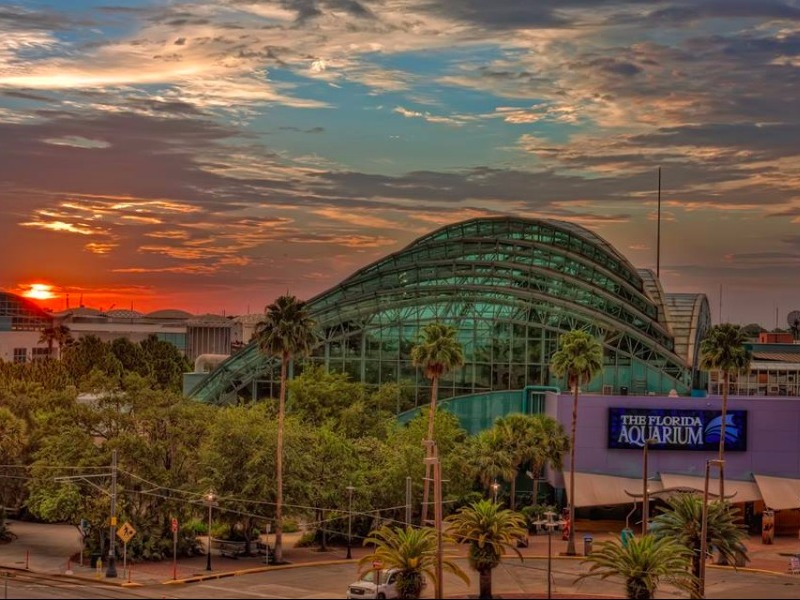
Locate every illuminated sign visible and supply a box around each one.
[608,408,747,451]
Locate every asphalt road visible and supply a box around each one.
[7,558,800,600]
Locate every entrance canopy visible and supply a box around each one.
[566,471,797,509]
[754,474,800,511]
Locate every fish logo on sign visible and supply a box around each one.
[704,415,739,444]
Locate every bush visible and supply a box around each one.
[283,518,299,533]
[295,531,316,547]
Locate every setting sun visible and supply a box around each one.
[22,283,56,301]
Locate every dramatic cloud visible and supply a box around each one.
[1,0,799,325]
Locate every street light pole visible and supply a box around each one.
[346,485,355,560]
[642,438,652,536]
[699,459,724,599]
[205,490,217,572]
[105,449,118,578]
[492,481,499,504]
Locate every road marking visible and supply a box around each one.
[199,584,283,598]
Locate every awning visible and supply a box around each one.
[754,474,800,511]
[659,473,762,503]
[564,472,663,508]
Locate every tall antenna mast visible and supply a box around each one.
[656,167,662,278]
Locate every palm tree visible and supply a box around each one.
[445,499,527,599]
[410,322,464,524]
[579,534,696,600]
[528,414,570,507]
[549,329,603,555]
[53,325,73,359]
[253,295,317,563]
[467,429,517,497]
[699,323,751,500]
[650,493,748,598]
[359,526,469,599]
[38,326,57,358]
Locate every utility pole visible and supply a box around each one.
[424,441,443,600]
[106,449,118,578]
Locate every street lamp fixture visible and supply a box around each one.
[491,481,500,504]
[204,489,218,572]
[346,485,355,560]
[699,459,724,598]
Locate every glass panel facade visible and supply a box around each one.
[190,217,711,405]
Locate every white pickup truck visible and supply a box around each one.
[346,569,401,600]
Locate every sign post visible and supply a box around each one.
[116,522,137,581]
[373,560,382,589]
[171,518,178,580]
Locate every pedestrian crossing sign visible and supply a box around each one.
[117,522,136,544]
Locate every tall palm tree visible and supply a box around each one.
[579,534,696,600]
[253,295,317,563]
[550,329,603,555]
[650,493,748,599]
[699,323,751,500]
[410,322,464,524]
[446,499,527,599]
[359,526,469,599]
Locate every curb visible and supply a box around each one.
[164,558,358,585]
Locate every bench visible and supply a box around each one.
[218,541,248,559]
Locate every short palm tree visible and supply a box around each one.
[38,324,72,359]
[699,323,751,500]
[579,534,696,600]
[359,526,469,599]
[550,329,603,555]
[650,493,748,598]
[495,413,570,508]
[253,294,317,563]
[411,322,464,524]
[467,428,517,497]
[446,499,527,599]
[528,414,570,506]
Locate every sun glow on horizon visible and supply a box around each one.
[22,283,56,301]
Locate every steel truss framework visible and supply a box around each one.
[190,217,710,405]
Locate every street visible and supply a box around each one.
[5,559,800,599]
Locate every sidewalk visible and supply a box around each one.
[2,518,799,587]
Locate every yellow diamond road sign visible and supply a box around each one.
[117,522,136,544]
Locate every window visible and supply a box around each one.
[13,348,27,364]
[32,347,51,360]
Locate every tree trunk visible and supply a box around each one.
[626,578,652,600]
[421,375,439,526]
[532,465,541,506]
[690,545,702,599]
[510,475,516,510]
[274,354,288,563]
[567,375,580,556]
[479,567,493,599]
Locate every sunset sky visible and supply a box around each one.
[2,1,799,326]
